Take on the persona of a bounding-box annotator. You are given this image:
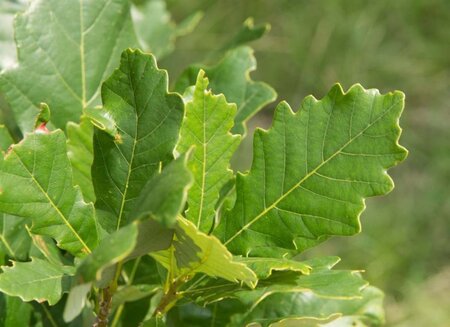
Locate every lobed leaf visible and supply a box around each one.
[175,46,277,135]
[152,217,257,288]
[92,49,184,230]
[0,257,74,305]
[0,0,138,132]
[216,84,408,257]
[177,70,240,232]
[229,286,384,327]
[0,130,98,256]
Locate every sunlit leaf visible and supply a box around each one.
[216,85,408,257]
[177,70,240,232]
[175,46,277,135]
[0,130,98,256]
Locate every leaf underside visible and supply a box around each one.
[216,84,407,257]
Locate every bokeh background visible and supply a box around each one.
[0,0,449,325]
[161,1,450,325]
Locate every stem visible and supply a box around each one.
[93,287,112,327]
[93,262,124,327]
[111,257,142,327]
[153,277,187,316]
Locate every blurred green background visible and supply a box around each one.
[160,0,450,325]
[1,0,449,325]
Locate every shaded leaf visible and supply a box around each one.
[175,46,277,135]
[229,286,384,327]
[133,152,193,227]
[0,130,98,256]
[92,49,184,230]
[0,257,74,305]
[131,0,202,58]
[221,17,271,52]
[77,219,173,284]
[0,0,138,132]
[152,217,257,287]
[0,293,33,327]
[0,214,31,260]
[112,284,160,309]
[141,315,167,327]
[177,70,240,232]
[216,84,408,257]
[183,256,366,306]
[0,125,13,151]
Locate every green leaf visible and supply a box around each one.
[175,46,277,135]
[0,130,98,256]
[237,257,311,279]
[140,315,167,327]
[216,84,408,257]
[77,219,173,284]
[221,17,271,52]
[0,215,30,260]
[112,284,160,309]
[131,0,202,59]
[0,0,138,132]
[0,125,13,151]
[63,283,91,323]
[184,256,366,307]
[28,230,68,267]
[83,107,117,138]
[177,70,240,232]
[229,286,384,327]
[66,117,95,203]
[0,294,33,327]
[152,217,257,287]
[92,49,184,230]
[133,153,193,227]
[0,257,74,305]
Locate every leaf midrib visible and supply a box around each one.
[224,98,402,246]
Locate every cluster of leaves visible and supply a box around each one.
[0,0,407,326]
